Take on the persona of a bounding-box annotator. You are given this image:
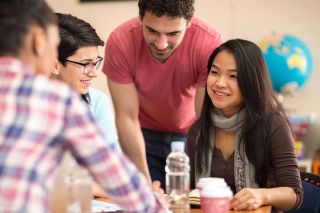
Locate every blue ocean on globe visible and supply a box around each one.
[259,34,313,93]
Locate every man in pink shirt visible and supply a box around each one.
[103,0,223,188]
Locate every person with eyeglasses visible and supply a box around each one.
[52,13,166,200]
[52,13,118,150]
[51,13,123,198]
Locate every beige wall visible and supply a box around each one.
[47,0,320,158]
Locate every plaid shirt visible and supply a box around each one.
[0,57,166,213]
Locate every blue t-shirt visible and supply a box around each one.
[88,87,120,150]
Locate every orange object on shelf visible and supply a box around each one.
[313,149,320,174]
[313,161,320,175]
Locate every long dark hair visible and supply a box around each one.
[193,39,289,187]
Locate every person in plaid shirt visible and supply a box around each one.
[0,0,166,212]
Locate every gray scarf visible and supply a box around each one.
[194,109,259,192]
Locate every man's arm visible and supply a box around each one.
[194,86,205,118]
[107,79,152,183]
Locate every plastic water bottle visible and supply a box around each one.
[165,141,190,213]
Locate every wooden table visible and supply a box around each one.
[188,206,271,213]
[95,197,271,213]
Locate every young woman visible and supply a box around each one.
[51,13,121,198]
[186,39,302,212]
[52,13,118,148]
[52,13,165,200]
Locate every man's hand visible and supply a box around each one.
[152,180,167,203]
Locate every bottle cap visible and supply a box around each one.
[171,141,185,151]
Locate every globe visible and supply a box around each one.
[259,34,313,93]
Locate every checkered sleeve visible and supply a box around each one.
[62,92,167,213]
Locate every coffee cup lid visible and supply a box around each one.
[200,186,233,198]
[197,177,227,188]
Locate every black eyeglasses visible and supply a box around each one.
[65,56,103,75]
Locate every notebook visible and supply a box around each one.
[189,189,201,206]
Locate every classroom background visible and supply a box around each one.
[47,0,320,169]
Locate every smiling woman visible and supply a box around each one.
[52,13,119,148]
[186,39,303,212]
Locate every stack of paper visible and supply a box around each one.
[91,199,122,212]
[188,189,201,206]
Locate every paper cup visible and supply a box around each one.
[200,186,232,213]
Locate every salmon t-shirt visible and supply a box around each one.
[103,16,223,133]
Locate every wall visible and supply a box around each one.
[46,0,320,158]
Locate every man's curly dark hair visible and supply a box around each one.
[138,0,195,21]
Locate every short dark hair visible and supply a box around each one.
[0,0,57,56]
[56,13,104,64]
[138,0,195,21]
